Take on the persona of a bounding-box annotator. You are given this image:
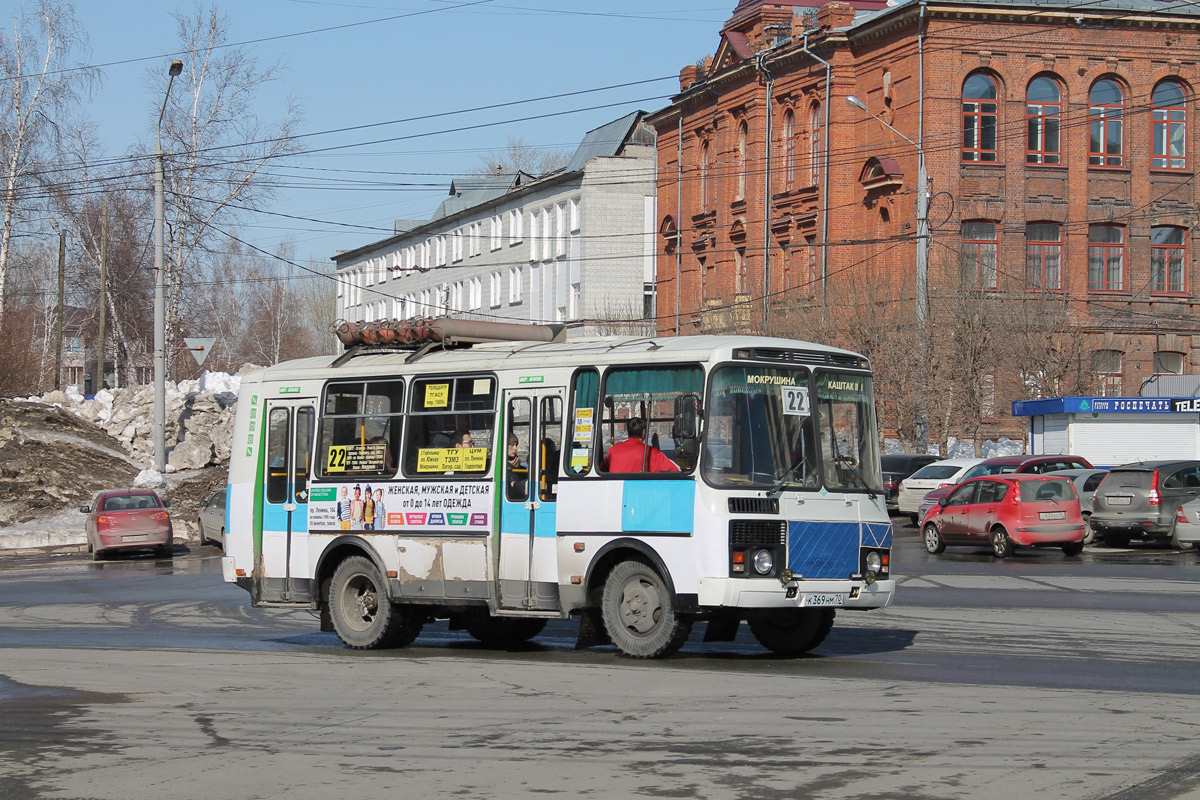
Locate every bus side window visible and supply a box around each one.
[506,398,531,501]
[566,368,599,475]
[404,375,496,477]
[538,396,563,501]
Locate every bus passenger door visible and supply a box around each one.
[497,389,564,612]
[260,399,316,604]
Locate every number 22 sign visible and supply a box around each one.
[782,386,810,417]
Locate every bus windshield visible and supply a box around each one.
[703,365,881,492]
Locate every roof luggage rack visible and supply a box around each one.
[330,316,567,366]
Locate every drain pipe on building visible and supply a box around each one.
[801,33,832,326]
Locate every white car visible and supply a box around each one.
[896,458,985,524]
[197,487,227,549]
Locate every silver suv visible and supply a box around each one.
[1089,460,1200,548]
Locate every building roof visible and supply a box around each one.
[563,111,650,173]
[431,173,527,221]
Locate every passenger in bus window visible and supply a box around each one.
[506,433,528,499]
[452,428,473,448]
[368,435,394,474]
[602,418,680,473]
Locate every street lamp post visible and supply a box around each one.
[846,95,931,451]
[154,59,183,472]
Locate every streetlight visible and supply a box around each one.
[846,94,931,451]
[154,59,183,472]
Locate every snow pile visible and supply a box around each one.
[30,365,260,472]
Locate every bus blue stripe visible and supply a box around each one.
[786,520,891,579]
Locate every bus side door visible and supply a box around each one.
[497,389,564,612]
[260,399,316,604]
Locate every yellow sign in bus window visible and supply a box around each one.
[416,447,488,473]
[424,383,450,408]
[326,445,348,472]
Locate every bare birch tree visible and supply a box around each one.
[472,135,569,177]
[157,3,300,377]
[0,0,94,328]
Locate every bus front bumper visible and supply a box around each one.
[697,577,896,610]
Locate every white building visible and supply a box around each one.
[333,112,657,335]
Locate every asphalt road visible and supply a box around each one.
[1,523,1199,800]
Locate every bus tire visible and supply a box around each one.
[601,559,692,659]
[328,556,420,650]
[464,615,547,646]
[749,608,835,656]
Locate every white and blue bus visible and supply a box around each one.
[222,319,894,658]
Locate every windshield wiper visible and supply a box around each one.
[770,455,807,495]
[832,453,878,500]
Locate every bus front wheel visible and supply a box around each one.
[748,608,835,656]
[328,555,421,649]
[601,560,692,659]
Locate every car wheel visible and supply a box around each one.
[156,544,173,559]
[991,527,1014,559]
[1081,512,1094,545]
[328,555,421,649]
[748,608,835,656]
[197,522,207,547]
[601,559,692,659]
[1062,540,1084,556]
[91,547,106,562]
[923,523,946,554]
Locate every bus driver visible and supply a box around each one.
[602,417,679,473]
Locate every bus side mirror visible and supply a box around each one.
[672,394,701,460]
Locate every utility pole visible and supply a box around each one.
[55,228,65,391]
[97,202,107,395]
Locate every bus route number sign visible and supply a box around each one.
[782,385,810,416]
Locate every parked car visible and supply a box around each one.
[81,489,173,560]
[921,474,1086,558]
[881,453,940,511]
[197,487,227,549]
[1047,468,1109,544]
[917,455,1094,523]
[1089,460,1200,548]
[1168,496,1200,549]
[897,458,984,524]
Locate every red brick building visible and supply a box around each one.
[649,0,1200,447]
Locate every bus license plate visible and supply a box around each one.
[804,593,845,607]
[1040,511,1066,520]
[1107,496,1132,506]
[122,534,148,542]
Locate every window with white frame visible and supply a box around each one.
[509,209,523,244]
[490,216,502,250]
[470,277,482,310]
[437,236,447,266]
[1155,351,1185,375]
[569,198,580,232]
[556,204,566,257]
[543,207,553,259]
[509,266,522,303]
[529,213,540,261]
[452,230,463,262]
[365,260,375,286]
[490,271,502,307]
[420,289,430,314]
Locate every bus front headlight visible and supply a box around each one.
[865,551,882,574]
[752,549,774,575]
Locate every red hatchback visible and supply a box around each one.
[921,474,1086,558]
[82,489,174,560]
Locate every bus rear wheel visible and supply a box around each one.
[463,614,547,646]
[748,608,835,656]
[328,556,421,649]
[601,560,692,659]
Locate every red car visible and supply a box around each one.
[921,474,1086,558]
[81,489,174,560]
[917,454,1094,520]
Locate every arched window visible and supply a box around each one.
[809,103,822,185]
[782,109,796,190]
[1026,77,1061,164]
[1087,224,1124,291]
[736,121,748,201]
[699,139,711,211]
[962,73,998,162]
[1089,79,1124,167]
[1152,80,1187,170]
[1150,225,1186,293]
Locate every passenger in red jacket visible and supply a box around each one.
[602,417,680,473]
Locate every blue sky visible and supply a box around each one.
[29,0,730,268]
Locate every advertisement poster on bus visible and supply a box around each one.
[307,481,493,533]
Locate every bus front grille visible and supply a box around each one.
[729,520,787,546]
[728,497,779,515]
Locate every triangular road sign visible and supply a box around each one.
[184,337,217,366]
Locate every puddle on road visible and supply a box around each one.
[0,674,128,798]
